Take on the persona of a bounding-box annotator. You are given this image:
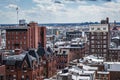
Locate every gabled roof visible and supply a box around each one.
[112,26,118,30]
[37,47,46,57]
[28,49,40,64]
[5,60,16,66]
[37,43,53,57]
[47,46,54,54]
[3,51,36,69]
[22,53,35,68]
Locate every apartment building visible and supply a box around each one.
[5,22,46,50]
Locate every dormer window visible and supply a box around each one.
[23,65,27,71]
[22,60,28,71]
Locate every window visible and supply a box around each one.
[63,51,66,54]
[91,45,95,48]
[23,32,26,34]
[103,45,107,48]
[6,67,10,70]
[103,40,106,44]
[91,41,94,44]
[108,64,110,69]
[91,32,94,35]
[97,41,100,44]
[91,49,95,52]
[103,36,107,39]
[103,49,107,52]
[97,45,101,48]
[8,75,13,80]
[16,37,18,39]
[21,75,24,80]
[13,75,16,77]
[8,46,10,49]
[97,49,100,52]
[24,42,26,44]
[91,36,94,39]
[103,32,107,35]
[24,36,26,39]
[104,75,107,77]
[8,41,10,44]
[16,32,18,34]
[97,28,100,30]
[20,42,22,44]
[103,28,106,30]
[91,28,94,30]
[98,74,101,78]
[26,75,29,80]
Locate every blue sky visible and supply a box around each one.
[0,0,120,24]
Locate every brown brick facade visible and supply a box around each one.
[6,22,46,50]
[0,65,6,80]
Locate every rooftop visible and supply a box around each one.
[97,71,109,74]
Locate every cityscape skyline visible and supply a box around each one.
[0,0,120,24]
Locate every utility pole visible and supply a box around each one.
[16,7,19,25]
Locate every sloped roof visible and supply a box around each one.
[37,47,46,57]
[47,46,54,54]
[37,43,53,57]
[4,51,36,69]
[112,26,118,30]
[28,49,40,64]
[5,60,16,66]
[112,36,120,39]
[22,53,33,68]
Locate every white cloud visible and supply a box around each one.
[33,0,52,4]
[116,0,120,2]
[0,0,120,24]
[6,4,18,9]
[63,0,87,4]
[33,0,66,12]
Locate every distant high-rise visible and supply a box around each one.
[89,24,109,57]
[101,17,109,24]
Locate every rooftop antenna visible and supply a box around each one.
[16,7,19,25]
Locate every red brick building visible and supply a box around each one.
[96,71,110,80]
[3,50,44,80]
[37,45,57,78]
[55,42,87,70]
[0,65,6,80]
[56,49,68,69]
[5,22,46,50]
[107,49,120,61]
[89,24,109,57]
[3,45,56,80]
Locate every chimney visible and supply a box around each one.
[28,22,38,27]
[106,17,109,24]
[15,49,22,55]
